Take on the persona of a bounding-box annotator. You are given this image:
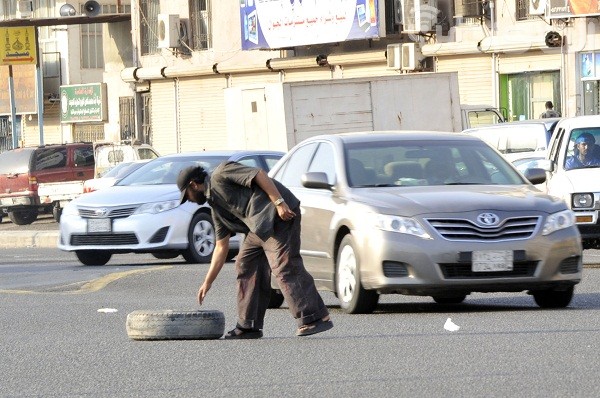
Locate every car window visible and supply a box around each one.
[73,146,94,167]
[263,155,283,171]
[344,139,524,186]
[138,148,159,160]
[308,143,335,184]
[563,127,600,170]
[118,156,229,186]
[34,147,67,170]
[275,142,318,187]
[236,156,260,168]
[0,149,34,174]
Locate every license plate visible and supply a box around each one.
[472,250,513,272]
[87,218,111,233]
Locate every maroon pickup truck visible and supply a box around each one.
[0,143,94,225]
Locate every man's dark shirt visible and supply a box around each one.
[205,161,300,241]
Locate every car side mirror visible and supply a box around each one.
[536,159,553,172]
[301,172,332,189]
[524,168,546,185]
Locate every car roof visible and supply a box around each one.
[462,118,560,134]
[160,149,285,159]
[304,130,477,144]
[554,115,600,130]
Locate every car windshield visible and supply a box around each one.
[117,155,230,186]
[345,139,526,187]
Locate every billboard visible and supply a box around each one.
[60,83,107,123]
[547,0,600,19]
[240,0,380,50]
[0,64,37,115]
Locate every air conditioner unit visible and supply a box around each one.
[400,0,438,33]
[16,0,33,19]
[157,14,180,49]
[387,44,402,69]
[528,0,547,16]
[401,43,425,71]
[454,0,482,18]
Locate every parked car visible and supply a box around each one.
[82,160,150,193]
[462,118,560,163]
[534,115,600,249]
[58,150,284,265]
[0,143,94,225]
[93,141,160,177]
[268,131,582,314]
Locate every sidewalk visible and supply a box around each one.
[0,230,59,249]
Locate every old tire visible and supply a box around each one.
[75,250,112,266]
[126,310,225,340]
[182,212,215,264]
[336,234,379,314]
[533,286,574,308]
[8,210,38,225]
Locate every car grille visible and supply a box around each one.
[426,216,540,241]
[78,206,138,219]
[149,226,169,243]
[559,256,581,274]
[382,261,409,277]
[439,261,538,279]
[70,233,139,246]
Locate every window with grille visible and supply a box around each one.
[190,0,211,50]
[80,4,131,69]
[516,0,532,20]
[140,0,160,55]
[119,97,135,141]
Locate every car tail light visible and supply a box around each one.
[28,176,38,191]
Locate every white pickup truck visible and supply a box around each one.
[536,115,600,249]
[38,180,85,221]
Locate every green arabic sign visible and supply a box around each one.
[60,83,107,123]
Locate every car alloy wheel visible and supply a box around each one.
[182,212,215,263]
[336,235,379,314]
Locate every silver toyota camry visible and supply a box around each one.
[268,131,582,314]
[59,150,283,266]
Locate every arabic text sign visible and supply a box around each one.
[0,64,37,115]
[60,83,108,123]
[0,27,37,65]
[240,0,380,50]
[547,0,600,18]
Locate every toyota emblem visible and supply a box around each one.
[477,212,500,226]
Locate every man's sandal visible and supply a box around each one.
[296,317,333,337]
[223,326,263,339]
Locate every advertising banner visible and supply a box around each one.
[240,0,380,50]
[60,83,107,123]
[547,0,600,18]
[0,64,37,115]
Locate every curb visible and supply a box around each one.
[0,231,59,249]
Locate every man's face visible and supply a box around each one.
[578,142,591,158]
[186,181,207,205]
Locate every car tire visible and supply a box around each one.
[432,295,467,304]
[268,289,285,308]
[151,251,180,260]
[126,310,225,340]
[336,234,379,314]
[75,250,112,266]
[8,210,38,225]
[532,286,574,308]
[182,212,215,264]
[52,206,62,222]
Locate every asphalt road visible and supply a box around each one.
[1,248,600,397]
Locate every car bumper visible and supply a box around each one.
[359,227,582,295]
[58,208,194,252]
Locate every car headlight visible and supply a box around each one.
[542,209,575,235]
[135,200,180,215]
[61,203,78,217]
[373,214,431,239]
[572,193,594,209]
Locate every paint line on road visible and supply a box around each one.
[0,266,172,295]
